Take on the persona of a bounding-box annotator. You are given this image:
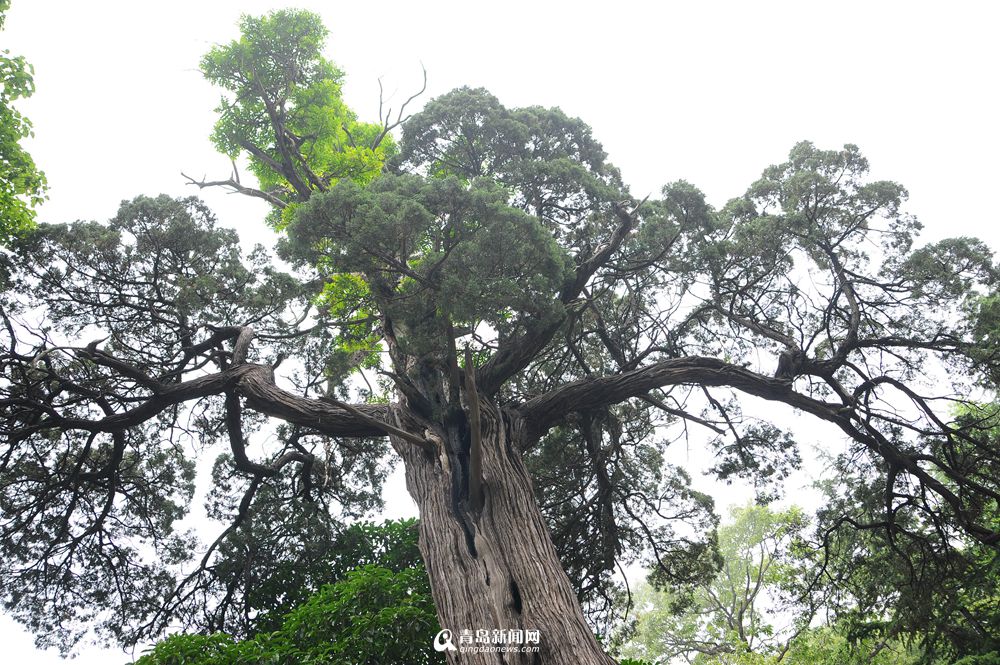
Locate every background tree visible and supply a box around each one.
[185,9,414,223]
[803,421,1000,664]
[3,10,1000,664]
[620,504,928,665]
[621,504,812,663]
[0,0,47,244]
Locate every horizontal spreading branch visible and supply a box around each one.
[518,356,842,438]
[518,355,1000,549]
[225,391,313,477]
[17,341,388,442]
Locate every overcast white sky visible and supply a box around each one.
[3,1,999,661]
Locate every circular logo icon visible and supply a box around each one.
[433,628,458,652]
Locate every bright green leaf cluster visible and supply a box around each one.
[133,520,439,665]
[0,0,48,244]
[133,566,439,665]
[201,10,392,211]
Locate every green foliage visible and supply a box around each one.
[204,486,412,635]
[954,654,1000,665]
[280,565,438,663]
[899,236,995,303]
[7,194,298,349]
[964,293,1000,385]
[7,9,1000,659]
[201,9,391,208]
[133,520,439,665]
[135,633,237,665]
[746,141,916,258]
[0,194,335,649]
[807,443,1000,664]
[134,565,439,665]
[254,518,427,633]
[780,626,921,665]
[396,86,625,254]
[0,0,47,244]
[622,504,811,664]
[708,423,801,503]
[620,504,934,664]
[284,173,573,356]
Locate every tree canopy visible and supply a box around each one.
[187,8,410,221]
[0,0,47,244]
[1,8,1000,663]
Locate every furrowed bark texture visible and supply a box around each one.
[392,401,615,665]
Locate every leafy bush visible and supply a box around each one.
[134,521,441,665]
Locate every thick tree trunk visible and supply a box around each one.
[392,401,615,665]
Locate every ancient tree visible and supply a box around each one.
[3,11,1000,664]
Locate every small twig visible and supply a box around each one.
[371,64,427,149]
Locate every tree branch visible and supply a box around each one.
[182,170,288,209]
[519,356,841,439]
[16,342,389,441]
[478,199,641,395]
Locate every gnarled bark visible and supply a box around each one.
[393,401,614,665]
